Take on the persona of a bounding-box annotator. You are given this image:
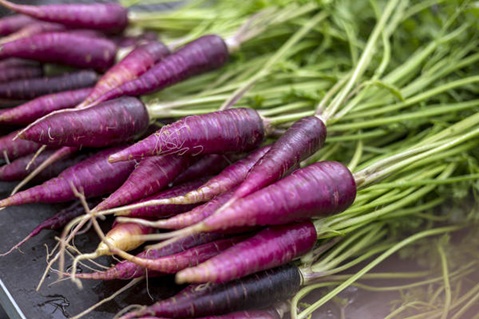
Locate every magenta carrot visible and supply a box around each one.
[112,178,210,219]
[0,146,135,208]
[0,14,36,36]
[0,32,118,72]
[77,40,171,108]
[95,34,231,103]
[74,232,227,280]
[93,155,192,211]
[0,129,45,162]
[0,20,65,44]
[112,235,249,274]
[117,264,302,319]
[231,115,327,202]
[176,221,316,284]
[0,63,43,83]
[0,148,87,182]
[151,145,271,206]
[18,96,149,148]
[171,154,232,186]
[0,1,128,34]
[0,198,101,256]
[0,88,92,125]
[0,70,98,100]
[109,108,268,163]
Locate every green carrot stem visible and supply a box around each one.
[295,225,463,319]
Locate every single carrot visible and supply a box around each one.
[74,232,228,281]
[0,148,87,182]
[175,221,317,284]
[77,40,171,108]
[0,1,128,34]
[108,108,268,162]
[0,58,40,69]
[93,155,192,211]
[0,20,65,44]
[112,178,209,219]
[0,198,101,256]
[18,96,149,148]
[0,14,36,36]
[94,34,231,103]
[117,264,302,319]
[110,235,249,274]
[0,146,136,207]
[0,88,92,125]
[0,32,118,72]
[0,70,98,100]
[0,63,43,83]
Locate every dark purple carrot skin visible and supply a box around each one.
[118,264,302,319]
[116,178,210,219]
[164,145,271,205]
[232,115,327,200]
[176,221,316,284]
[0,14,36,36]
[0,64,43,83]
[0,129,45,161]
[94,155,192,211]
[0,70,98,100]
[108,108,266,163]
[0,58,40,70]
[0,32,118,72]
[78,40,171,108]
[96,34,230,103]
[0,88,92,125]
[199,161,356,232]
[19,96,150,148]
[171,154,232,186]
[0,21,66,44]
[0,148,87,182]
[0,1,128,34]
[0,146,136,207]
[155,189,236,230]
[75,232,228,280]
[118,235,249,274]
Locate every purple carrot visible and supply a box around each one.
[0,87,92,125]
[142,189,236,230]
[74,232,227,280]
[176,221,316,284]
[111,178,209,219]
[94,155,192,211]
[0,148,87,182]
[165,161,356,241]
[112,235,249,274]
[0,14,36,36]
[95,34,231,103]
[0,129,45,162]
[0,70,98,100]
[0,58,40,69]
[0,63,43,83]
[0,1,128,34]
[117,264,302,319]
[0,146,136,208]
[232,115,327,202]
[0,32,118,72]
[152,145,271,206]
[0,20,66,44]
[0,198,101,256]
[18,96,150,148]
[171,154,232,186]
[77,40,171,108]
[109,108,268,163]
